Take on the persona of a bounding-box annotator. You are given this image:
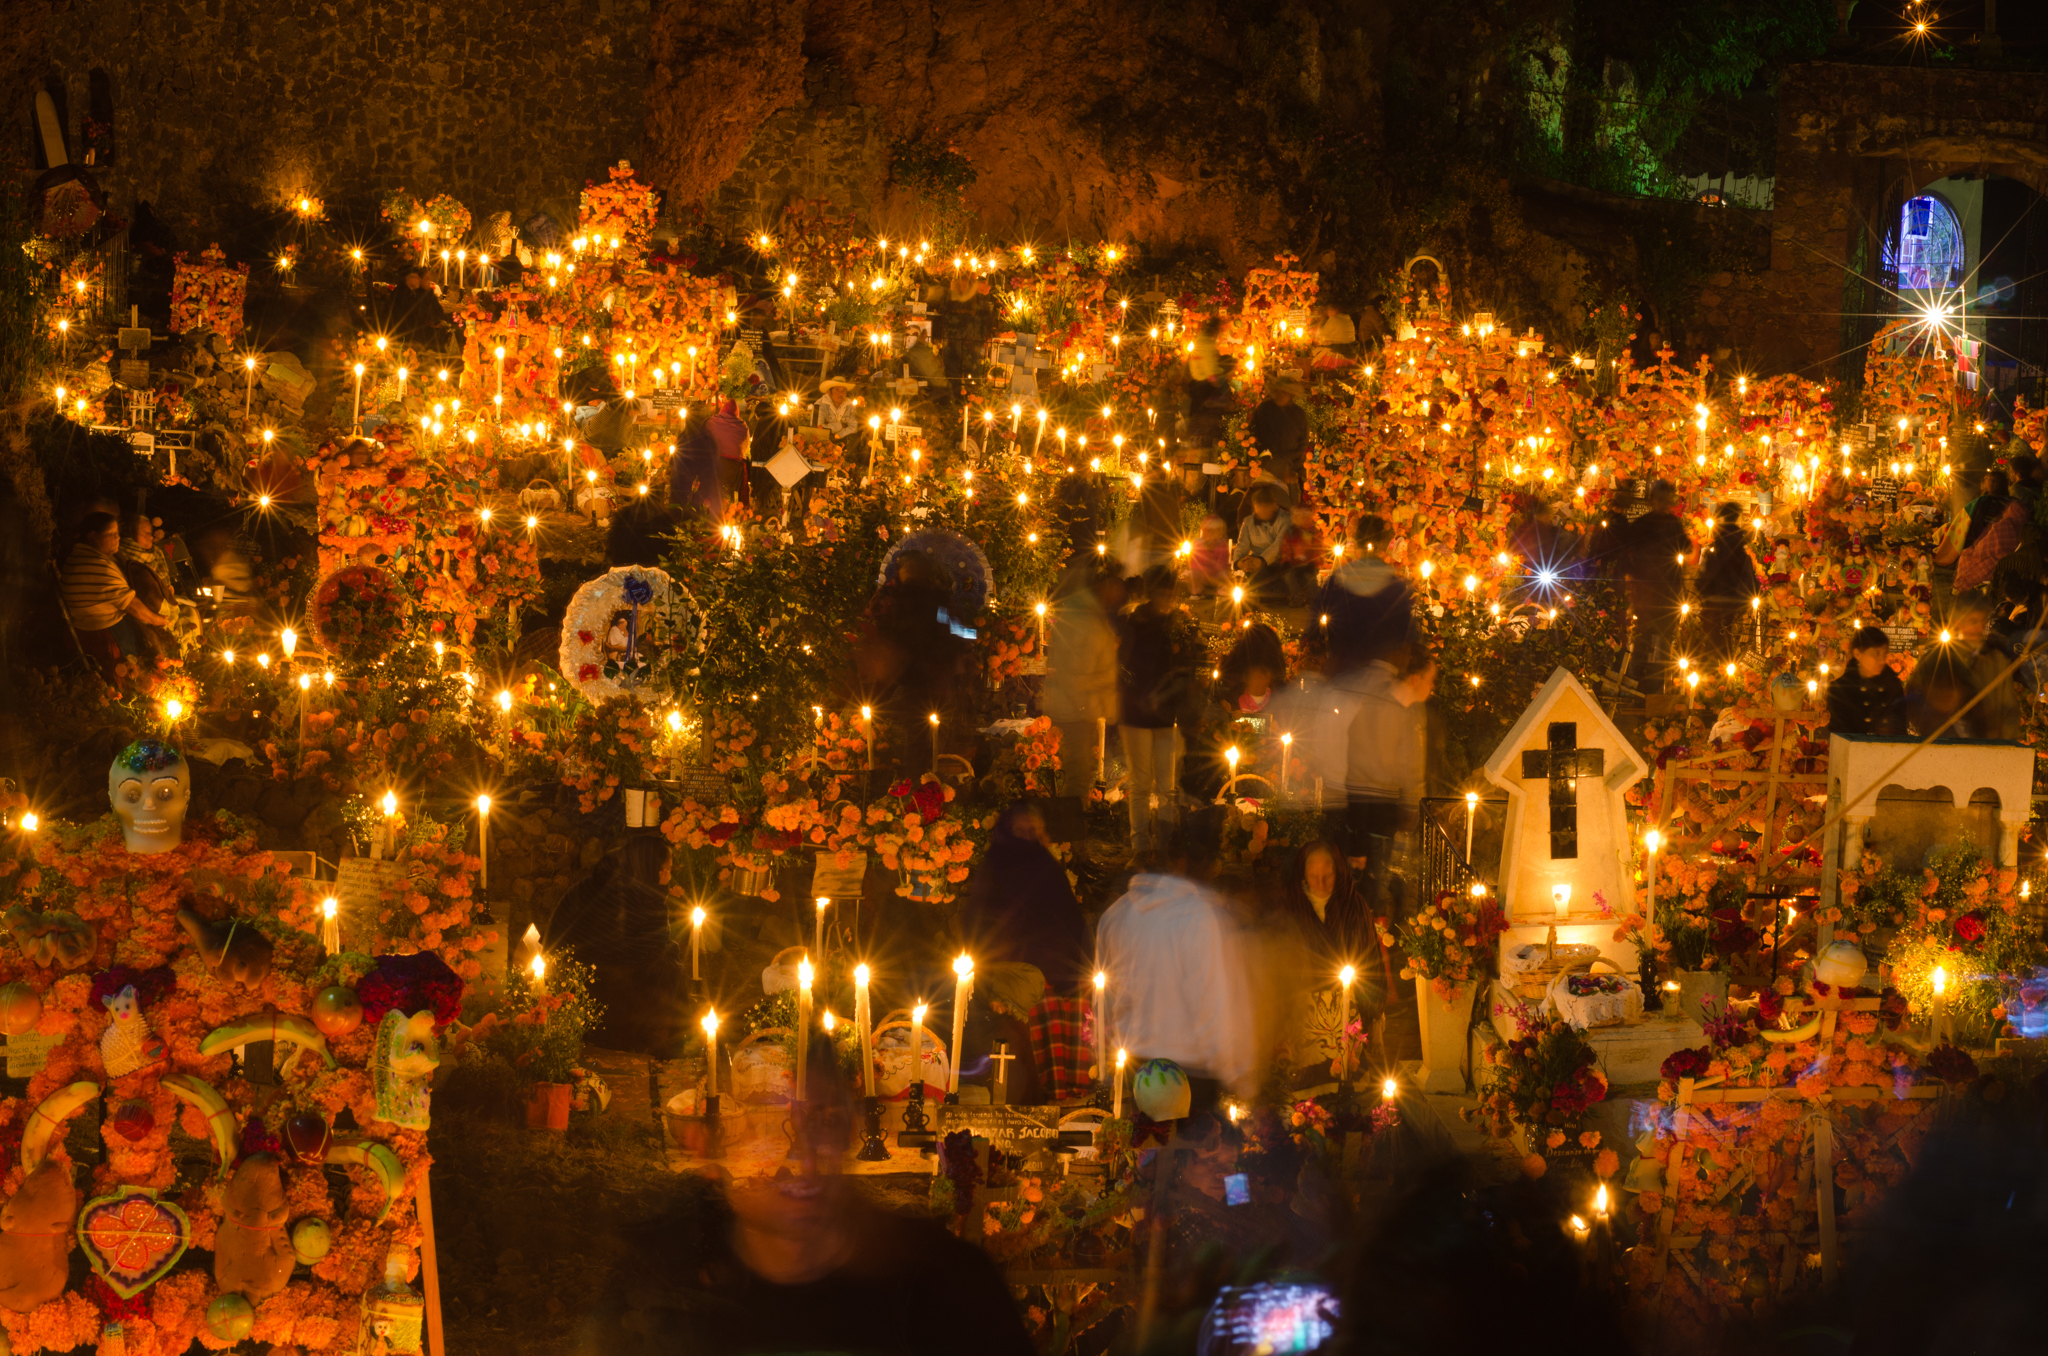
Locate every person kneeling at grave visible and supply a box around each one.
[1826,626,1906,737]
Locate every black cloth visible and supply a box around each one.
[1826,666,1906,737]
[1965,493,2013,548]
[1117,605,1202,729]
[1249,398,1309,478]
[584,1181,1033,1356]
[958,815,1088,995]
[1622,509,1691,610]
[1695,525,1759,603]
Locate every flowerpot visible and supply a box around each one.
[1414,976,1473,1094]
[1675,969,1727,1028]
[525,1081,572,1131]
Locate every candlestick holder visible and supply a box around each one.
[856,1095,891,1161]
[1092,1077,1113,1111]
[898,1081,935,1151]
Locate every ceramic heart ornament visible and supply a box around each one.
[78,1188,190,1298]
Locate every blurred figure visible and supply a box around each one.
[61,512,169,678]
[1905,596,2021,739]
[1041,566,1122,797]
[1695,501,1760,661]
[709,397,751,508]
[1315,514,1413,675]
[1622,478,1690,693]
[1118,565,1201,855]
[116,511,183,655]
[958,801,1087,997]
[1269,841,1381,1084]
[668,406,723,515]
[1186,512,1231,597]
[1342,646,1435,884]
[584,1045,1031,1356]
[1276,501,1326,606]
[543,837,684,1053]
[1182,623,1284,803]
[1962,467,2012,548]
[1095,823,1259,1105]
[1232,485,1288,601]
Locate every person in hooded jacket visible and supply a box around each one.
[1314,514,1413,675]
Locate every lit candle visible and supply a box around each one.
[495,345,505,401]
[1113,1048,1126,1120]
[1280,732,1292,793]
[1032,408,1048,457]
[379,789,399,859]
[690,905,705,981]
[476,795,491,890]
[1644,829,1661,916]
[1035,600,1048,653]
[948,954,973,1095]
[910,1001,928,1099]
[796,957,814,1103]
[244,356,257,427]
[320,896,340,956]
[1553,883,1571,919]
[351,363,364,431]
[1465,790,1478,861]
[701,1009,719,1097]
[1931,965,1950,1043]
[1092,969,1108,1085]
[929,712,940,773]
[861,705,873,771]
[1096,717,1106,773]
[854,963,876,1097]
[1338,965,1356,1081]
[815,896,830,960]
[296,672,311,751]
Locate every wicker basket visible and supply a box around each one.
[872,1012,949,1099]
[1546,957,1642,1030]
[1500,940,1601,1004]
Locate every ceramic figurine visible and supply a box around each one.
[5,906,97,970]
[0,1162,77,1312]
[371,1010,440,1130]
[215,1154,294,1300]
[98,984,167,1079]
[357,1250,424,1356]
[176,908,274,987]
[108,739,190,854]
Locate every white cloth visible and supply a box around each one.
[1096,874,1258,1095]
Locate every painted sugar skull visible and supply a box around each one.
[108,739,189,854]
[1132,1057,1191,1122]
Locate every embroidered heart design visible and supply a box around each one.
[78,1189,191,1298]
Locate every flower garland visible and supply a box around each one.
[167,245,248,345]
[557,567,704,704]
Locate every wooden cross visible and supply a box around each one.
[989,1043,1015,1104]
[1519,721,1603,859]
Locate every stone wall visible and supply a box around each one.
[37,0,652,250]
[707,103,888,232]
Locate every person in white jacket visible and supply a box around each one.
[1094,833,1260,1104]
[1040,567,1124,795]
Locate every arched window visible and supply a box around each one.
[1886,194,1965,296]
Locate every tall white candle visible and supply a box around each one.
[910,1002,928,1098]
[690,906,705,981]
[855,964,875,1097]
[796,957,814,1103]
[320,896,341,956]
[701,1010,719,1097]
[948,954,973,1095]
[1113,1048,1126,1120]
[476,795,490,890]
[1338,966,1356,1081]
[815,897,830,961]
[1092,970,1107,1083]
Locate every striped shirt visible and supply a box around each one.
[61,543,135,630]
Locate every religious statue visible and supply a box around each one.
[0,1162,77,1312]
[215,1154,294,1300]
[371,1010,440,1130]
[98,984,166,1079]
[108,739,189,854]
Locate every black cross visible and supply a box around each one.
[1521,722,1603,859]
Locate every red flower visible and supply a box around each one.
[1955,912,1986,943]
[706,822,738,845]
[1661,1047,1712,1081]
[577,664,600,680]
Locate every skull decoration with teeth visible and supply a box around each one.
[108,739,190,854]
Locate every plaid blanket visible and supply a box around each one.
[1029,994,1095,1103]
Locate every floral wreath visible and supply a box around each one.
[309,564,408,666]
[558,566,704,704]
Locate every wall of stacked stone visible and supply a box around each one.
[707,102,890,233]
[39,0,652,251]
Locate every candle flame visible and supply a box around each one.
[1382,1076,1398,1099]
[476,794,491,815]
[1571,1215,1589,1232]
[381,791,398,817]
[701,1009,719,1037]
[912,1003,928,1025]
[822,1010,836,1032]
[954,953,973,978]
[798,958,814,987]
[1115,1048,1127,1069]
[855,963,870,986]
[690,906,706,927]
[1932,966,1947,996]
[1339,965,1356,986]
[531,954,546,983]
[1595,1184,1610,1215]
[322,897,337,920]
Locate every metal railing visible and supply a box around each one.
[1415,795,1506,903]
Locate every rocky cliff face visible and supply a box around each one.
[647,0,1387,268]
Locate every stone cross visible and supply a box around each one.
[1520,721,1603,859]
[989,1043,1015,1104]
